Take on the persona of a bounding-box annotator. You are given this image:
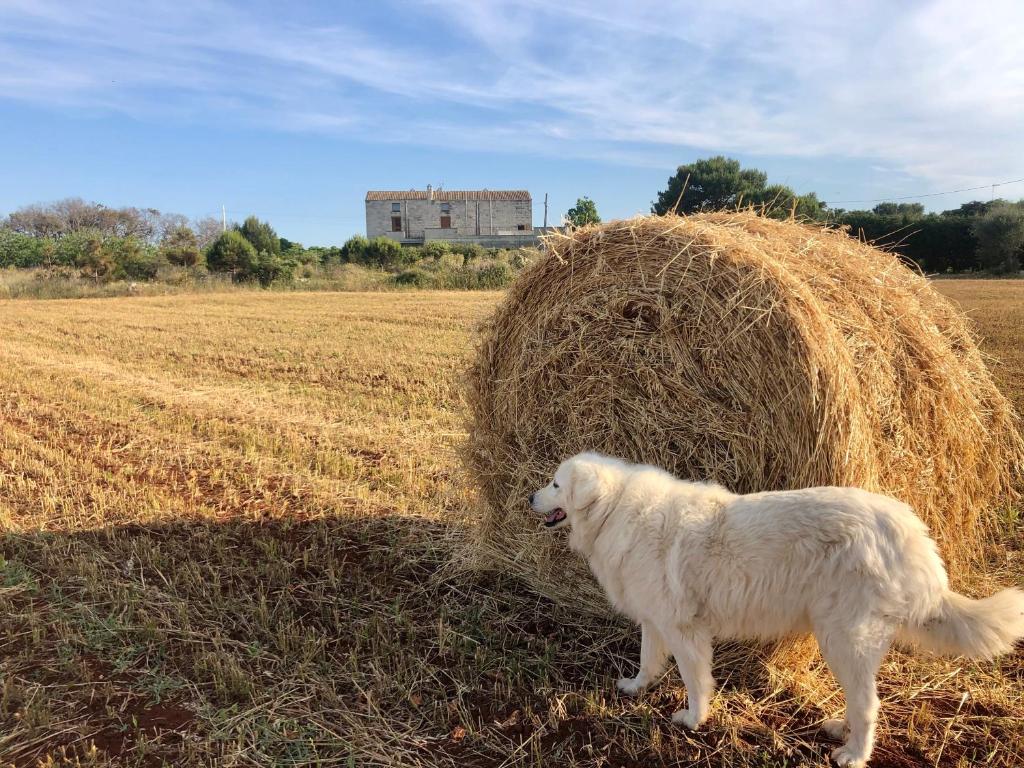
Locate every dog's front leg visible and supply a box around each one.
[669,629,714,729]
[617,622,668,695]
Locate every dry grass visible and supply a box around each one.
[1,284,1022,767]
[467,214,1023,613]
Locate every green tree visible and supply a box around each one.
[872,202,925,218]
[340,235,369,264]
[250,250,297,287]
[206,230,257,277]
[566,197,601,227]
[160,225,203,268]
[107,236,162,280]
[973,203,1024,274]
[753,185,828,221]
[364,236,412,268]
[236,216,281,256]
[71,232,115,282]
[0,229,46,268]
[653,156,768,215]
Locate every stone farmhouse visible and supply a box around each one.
[365,186,536,247]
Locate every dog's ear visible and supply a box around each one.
[568,457,604,512]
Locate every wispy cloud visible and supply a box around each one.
[1,0,1022,189]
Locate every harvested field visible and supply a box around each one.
[1,284,1022,767]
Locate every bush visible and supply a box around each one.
[364,236,415,268]
[510,249,536,270]
[160,226,203,268]
[206,231,257,277]
[305,246,341,265]
[436,252,465,269]
[421,241,452,260]
[394,267,433,287]
[52,230,103,268]
[250,250,296,287]
[451,242,487,262]
[107,236,163,280]
[0,229,47,268]
[475,260,515,288]
[70,232,115,281]
[340,235,369,264]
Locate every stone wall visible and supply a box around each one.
[366,196,532,241]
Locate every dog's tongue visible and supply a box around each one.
[545,509,566,524]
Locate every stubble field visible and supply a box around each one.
[1,282,1022,767]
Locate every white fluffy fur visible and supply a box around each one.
[530,452,1024,768]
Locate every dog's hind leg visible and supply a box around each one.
[617,622,669,695]
[668,628,714,729]
[815,618,893,768]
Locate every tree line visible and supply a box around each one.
[567,156,1024,274]
[5,159,1024,290]
[0,198,533,289]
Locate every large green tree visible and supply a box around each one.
[653,156,768,215]
[236,216,281,256]
[206,230,257,276]
[973,203,1024,274]
[566,196,601,227]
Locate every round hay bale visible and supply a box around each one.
[466,212,1023,613]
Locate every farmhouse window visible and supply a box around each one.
[391,202,401,212]
[440,202,451,213]
[391,216,402,232]
[440,215,452,228]
[517,224,526,230]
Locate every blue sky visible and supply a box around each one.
[1,0,1023,245]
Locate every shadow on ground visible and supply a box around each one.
[2,510,1012,767]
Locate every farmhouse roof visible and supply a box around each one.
[365,189,531,202]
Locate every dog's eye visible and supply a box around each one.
[552,482,559,489]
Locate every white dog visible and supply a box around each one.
[530,452,1024,768]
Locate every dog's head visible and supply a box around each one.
[529,452,618,536]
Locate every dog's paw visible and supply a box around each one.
[671,708,706,730]
[830,744,868,768]
[616,676,644,695]
[820,718,847,740]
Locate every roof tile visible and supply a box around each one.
[366,189,531,202]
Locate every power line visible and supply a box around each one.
[828,176,1024,205]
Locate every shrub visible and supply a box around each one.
[436,252,465,269]
[107,236,163,280]
[451,242,487,262]
[510,248,536,270]
[206,231,257,277]
[475,260,515,288]
[394,267,433,287]
[0,229,46,268]
[52,229,104,268]
[313,246,344,265]
[421,241,452,260]
[364,236,413,268]
[340,235,369,264]
[71,232,115,282]
[250,250,296,287]
[160,226,203,268]
[285,243,315,265]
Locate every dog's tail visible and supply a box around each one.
[900,588,1024,660]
